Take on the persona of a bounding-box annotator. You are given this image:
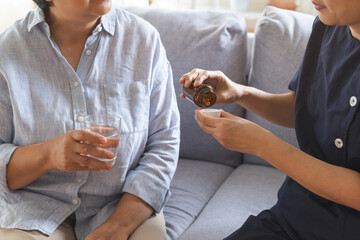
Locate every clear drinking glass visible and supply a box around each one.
[84,114,121,165]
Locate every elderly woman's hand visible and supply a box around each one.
[195,109,272,156]
[43,130,114,172]
[179,69,244,105]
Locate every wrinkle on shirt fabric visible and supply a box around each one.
[0,7,180,240]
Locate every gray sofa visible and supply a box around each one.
[124,6,315,240]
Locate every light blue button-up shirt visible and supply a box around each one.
[0,7,180,239]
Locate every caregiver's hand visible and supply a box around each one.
[180,69,244,104]
[195,109,273,156]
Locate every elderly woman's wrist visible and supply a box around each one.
[37,142,55,172]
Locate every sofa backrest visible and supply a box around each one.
[244,6,315,166]
[125,7,248,167]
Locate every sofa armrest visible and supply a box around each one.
[246,32,255,77]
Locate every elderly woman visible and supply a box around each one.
[0,0,180,239]
[180,0,360,239]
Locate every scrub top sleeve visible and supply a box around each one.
[288,16,321,92]
[288,66,301,92]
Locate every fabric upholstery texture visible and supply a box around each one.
[163,159,234,240]
[125,7,247,167]
[179,164,286,240]
[245,6,315,166]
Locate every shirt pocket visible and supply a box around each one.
[104,81,150,134]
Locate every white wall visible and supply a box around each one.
[113,0,149,7]
[149,0,268,11]
[0,0,34,33]
[296,0,317,15]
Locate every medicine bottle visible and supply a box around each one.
[183,82,217,107]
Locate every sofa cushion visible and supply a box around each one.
[245,6,315,166]
[163,159,234,240]
[178,164,286,240]
[125,7,247,167]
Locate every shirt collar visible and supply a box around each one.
[27,7,115,36]
[100,8,116,36]
[27,7,45,33]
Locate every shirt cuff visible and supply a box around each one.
[0,143,19,192]
[122,172,171,213]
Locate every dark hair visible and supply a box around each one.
[33,0,53,12]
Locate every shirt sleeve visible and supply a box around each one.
[288,16,321,92]
[121,33,180,213]
[288,66,301,92]
[0,73,18,192]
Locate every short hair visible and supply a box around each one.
[33,0,53,12]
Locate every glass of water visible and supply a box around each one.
[84,114,121,165]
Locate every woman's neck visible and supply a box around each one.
[45,11,100,44]
[44,10,101,70]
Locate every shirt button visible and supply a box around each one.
[97,27,102,32]
[77,116,84,122]
[77,178,83,183]
[85,50,92,56]
[334,138,343,149]
[74,81,79,87]
[72,199,78,205]
[349,96,357,107]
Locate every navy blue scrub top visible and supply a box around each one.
[273,17,360,239]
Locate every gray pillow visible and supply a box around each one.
[245,6,315,166]
[125,7,247,167]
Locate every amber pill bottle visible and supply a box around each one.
[183,82,217,107]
